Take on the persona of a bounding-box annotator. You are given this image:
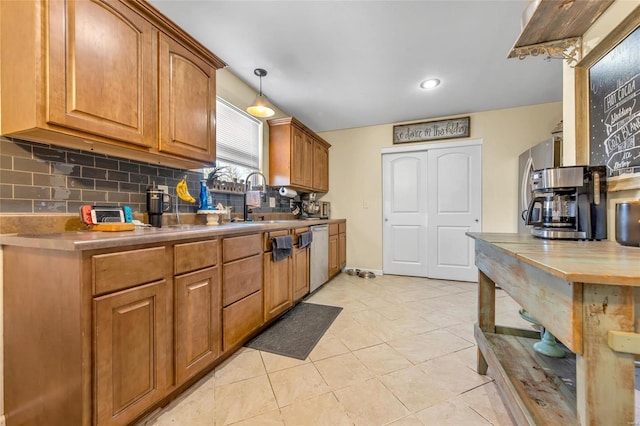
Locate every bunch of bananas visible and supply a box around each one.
[176,176,196,203]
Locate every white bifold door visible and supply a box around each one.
[382,142,481,282]
[382,151,429,277]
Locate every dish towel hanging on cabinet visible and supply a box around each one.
[298,231,313,248]
[272,235,293,262]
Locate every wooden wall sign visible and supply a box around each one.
[393,116,470,144]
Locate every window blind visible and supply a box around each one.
[216,97,261,170]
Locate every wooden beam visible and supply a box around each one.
[608,330,640,354]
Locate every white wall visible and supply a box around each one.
[319,1,640,273]
[319,102,563,271]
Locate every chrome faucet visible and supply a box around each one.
[244,171,268,192]
[243,171,268,221]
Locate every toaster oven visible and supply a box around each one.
[319,201,330,219]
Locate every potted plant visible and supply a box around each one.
[206,166,229,190]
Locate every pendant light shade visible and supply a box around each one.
[247,68,275,118]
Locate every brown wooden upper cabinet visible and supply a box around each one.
[47,0,156,149]
[0,0,225,169]
[158,33,217,162]
[312,140,329,193]
[268,117,331,193]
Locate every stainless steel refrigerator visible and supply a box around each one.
[517,137,562,233]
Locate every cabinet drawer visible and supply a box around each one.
[92,246,166,295]
[222,234,262,263]
[339,222,346,234]
[263,229,290,252]
[222,254,262,306]
[223,290,263,351]
[293,227,310,245]
[174,239,218,275]
[329,223,339,236]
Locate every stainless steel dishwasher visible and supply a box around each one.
[310,225,329,292]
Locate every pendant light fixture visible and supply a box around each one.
[247,68,275,118]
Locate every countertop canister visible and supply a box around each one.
[615,201,640,247]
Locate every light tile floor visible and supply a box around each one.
[147,273,540,425]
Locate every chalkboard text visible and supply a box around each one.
[589,24,640,178]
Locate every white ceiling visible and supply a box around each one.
[149,0,563,133]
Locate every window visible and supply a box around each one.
[205,97,262,181]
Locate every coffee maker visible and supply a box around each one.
[525,165,607,240]
[301,193,321,219]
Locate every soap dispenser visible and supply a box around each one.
[199,180,210,210]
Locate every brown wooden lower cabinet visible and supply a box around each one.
[338,221,347,269]
[293,246,310,301]
[1,224,326,425]
[94,280,170,426]
[329,233,340,277]
[329,221,346,278]
[222,290,264,350]
[220,233,264,352]
[174,266,220,386]
[263,252,293,321]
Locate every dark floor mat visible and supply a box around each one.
[245,302,342,360]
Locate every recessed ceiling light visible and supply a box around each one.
[420,78,441,90]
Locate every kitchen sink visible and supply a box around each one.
[134,221,300,231]
[133,224,210,232]
[165,224,208,229]
[222,220,294,225]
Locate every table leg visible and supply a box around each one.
[477,270,496,375]
[577,283,635,425]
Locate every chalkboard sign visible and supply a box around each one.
[589,24,640,178]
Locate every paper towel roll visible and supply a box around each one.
[279,187,297,198]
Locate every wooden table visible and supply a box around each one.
[467,232,640,425]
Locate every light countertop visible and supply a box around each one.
[1,219,344,251]
[467,232,640,285]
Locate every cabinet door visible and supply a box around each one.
[94,280,170,426]
[175,267,220,386]
[290,127,305,187]
[293,247,310,301]
[329,234,339,277]
[291,128,313,189]
[158,33,216,163]
[48,0,155,147]
[302,134,314,188]
[339,232,347,269]
[264,253,293,321]
[313,141,329,192]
